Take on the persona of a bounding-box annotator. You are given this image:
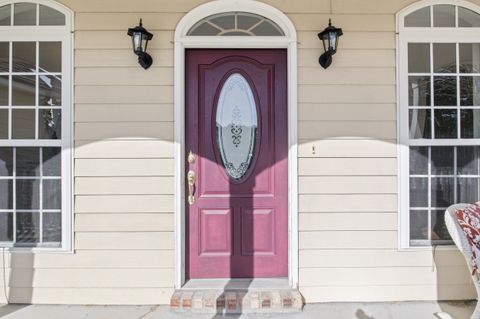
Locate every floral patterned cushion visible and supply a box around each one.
[455,203,480,276]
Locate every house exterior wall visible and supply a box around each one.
[0,0,478,305]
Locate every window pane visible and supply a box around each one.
[237,14,261,30]
[0,148,13,176]
[410,178,428,207]
[43,212,61,242]
[189,22,220,36]
[0,75,9,105]
[405,7,431,27]
[250,21,283,36]
[410,146,429,175]
[210,14,235,30]
[433,43,456,73]
[0,42,9,72]
[459,7,480,27]
[409,109,431,139]
[12,42,35,73]
[16,147,39,176]
[458,146,480,175]
[460,43,480,73]
[0,109,7,138]
[434,76,457,106]
[39,109,61,139]
[12,109,35,139]
[14,3,36,26]
[460,76,480,106]
[42,147,61,176]
[0,180,12,209]
[43,179,61,209]
[12,75,35,106]
[409,76,431,106]
[0,213,13,242]
[458,178,480,203]
[461,109,480,138]
[432,210,452,240]
[434,109,457,139]
[431,177,454,208]
[433,5,455,27]
[39,42,61,73]
[16,179,39,209]
[432,146,454,175]
[39,5,65,26]
[410,210,428,240]
[408,43,430,73]
[0,5,11,26]
[16,212,39,243]
[39,75,61,106]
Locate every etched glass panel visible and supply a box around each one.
[216,73,258,180]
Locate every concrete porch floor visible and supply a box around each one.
[0,301,476,319]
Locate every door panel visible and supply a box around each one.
[186,49,288,278]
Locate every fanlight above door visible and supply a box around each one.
[216,73,258,180]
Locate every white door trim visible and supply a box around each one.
[173,0,298,288]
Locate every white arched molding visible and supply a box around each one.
[396,0,480,250]
[173,0,298,288]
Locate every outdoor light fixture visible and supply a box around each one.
[317,19,343,69]
[127,19,154,69]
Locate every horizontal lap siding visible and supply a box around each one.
[292,0,479,303]
[3,0,477,305]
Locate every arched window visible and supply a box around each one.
[398,1,480,248]
[187,12,284,36]
[0,0,72,250]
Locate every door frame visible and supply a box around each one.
[173,0,298,289]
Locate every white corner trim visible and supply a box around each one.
[174,0,298,289]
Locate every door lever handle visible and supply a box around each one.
[187,170,196,205]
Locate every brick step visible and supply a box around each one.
[170,289,304,314]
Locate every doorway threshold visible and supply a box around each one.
[171,278,304,314]
[182,278,290,290]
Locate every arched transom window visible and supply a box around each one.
[187,12,284,36]
[0,0,72,250]
[399,1,480,248]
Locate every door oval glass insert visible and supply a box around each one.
[216,73,258,180]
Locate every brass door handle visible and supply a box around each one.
[187,170,196,205]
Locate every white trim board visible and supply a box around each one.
[173,0,298,289]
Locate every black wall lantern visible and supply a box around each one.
[318,19,343,69]
[127,19,154,69]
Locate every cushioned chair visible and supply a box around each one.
[445,203,480,319]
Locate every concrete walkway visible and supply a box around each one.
[0,301,476,319]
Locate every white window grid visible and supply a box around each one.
[0,0,72,251]
[0,40,62,141]
[398,1,480,249]
[0,146,61,247]
[409,145,480,246]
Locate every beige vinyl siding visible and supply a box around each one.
[1,0,479,305]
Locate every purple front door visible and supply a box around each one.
[186,49,288,278]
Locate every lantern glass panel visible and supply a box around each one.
[132,32,142,53]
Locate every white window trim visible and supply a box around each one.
[174,0,298,288]
[397,0,480,250]
[0,0,73,252]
